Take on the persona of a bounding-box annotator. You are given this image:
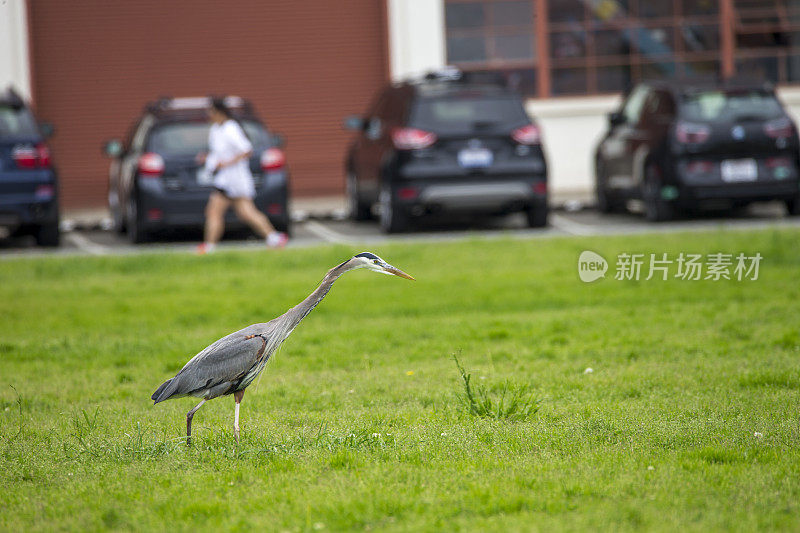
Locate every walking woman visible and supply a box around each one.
[196,97,288,254]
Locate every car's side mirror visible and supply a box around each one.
[343,115,365,131]
[608,111,625,127]
[365,118,382,140]
[272,133,286,148]
[103,139,124,158]
[39,122,54,139]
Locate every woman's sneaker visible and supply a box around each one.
[196,242,216,255]
[266,232,288,249]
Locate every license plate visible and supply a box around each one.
[458,147,493,168]
[721,159,757,182]
[196,168,214,186]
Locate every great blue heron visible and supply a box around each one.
[151,252,414,444]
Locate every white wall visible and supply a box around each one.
[0,0,31,101]
[387,0,446,81]
[526,96,621,195]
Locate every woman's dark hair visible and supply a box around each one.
[210,97,232,118]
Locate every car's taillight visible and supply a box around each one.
[391,128,437,150]
[675,122,711,144]
[764,118,794,138]
[686,160,714,174]
[532,181,547,195]
[397,187,419,200]
[12,143,50,169]
[512,124,541,145]
[138,152,164,177]
[260,148,286,171]
[36,145,51,167]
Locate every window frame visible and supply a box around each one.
[443,0,800,98]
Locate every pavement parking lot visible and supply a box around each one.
[1,200,798,259]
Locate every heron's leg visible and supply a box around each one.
[186,399,206,446]
[233,390,245,444]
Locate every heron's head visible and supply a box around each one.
[349,252,415,280]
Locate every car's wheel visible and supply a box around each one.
[35,222,60,247]
[126,195,150,244]
[270,214,291,236]
[109,191,126,234]
[642,163,675,222]
[379,185,408,234]
[786,194,800,216]
[596,160,622,213]
[112,203,126,234]
[526,203,548,228]
[347,171,371,221]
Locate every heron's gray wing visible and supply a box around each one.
[169,323,273,397]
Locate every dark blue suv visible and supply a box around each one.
[0,88,59,246]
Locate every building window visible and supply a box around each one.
[444,0,539,96]
[443,0,800,98]
[547,0,720,96]
[734,0,800,83]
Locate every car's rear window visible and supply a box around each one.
[147,120,269,155]
[0,105,39,139]
[409,95,529,134]
[680,90,784,122]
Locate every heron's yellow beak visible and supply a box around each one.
[385,265,415,280]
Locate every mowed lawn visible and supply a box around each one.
[1,228,799,532]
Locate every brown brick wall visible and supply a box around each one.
[27,0,388,208]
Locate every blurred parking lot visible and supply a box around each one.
[1,198,797,258]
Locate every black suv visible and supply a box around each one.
[104,96,290,243]
[0,87,59,246]
[344,70,548,232]
[595,79,800,221]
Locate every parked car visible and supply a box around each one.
[104,96,289,243]
[343,69,548,232]
[0,87,59,246]
[595,79,800,221]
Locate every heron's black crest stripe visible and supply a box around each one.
[355,252,379,260]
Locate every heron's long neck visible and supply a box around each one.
[283,265,348,331]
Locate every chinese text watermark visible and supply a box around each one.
[579,251,762,282]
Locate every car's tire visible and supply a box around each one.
[642,162,675,222]
[112,204,126,234]
[347,171,372,221]
[379,185,408,234]
[595,160,622,213]
[526,203,548,228]
[270,214,291,236]
[786,194,800,216]
[35,222,60,247]
[109,191,126,234]
[126,195,150,244]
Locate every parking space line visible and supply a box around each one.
[65,232,109,255]
[548,213,597,236]
[303,221,356,245]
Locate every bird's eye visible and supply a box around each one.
[373,259,380,264]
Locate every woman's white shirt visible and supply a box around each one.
[204,119,255,198]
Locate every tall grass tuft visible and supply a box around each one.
[452,354,539,421]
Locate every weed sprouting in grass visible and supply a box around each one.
[1,386,23,449]
[452,354,539,421]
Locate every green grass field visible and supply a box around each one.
[1,228,799,532]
